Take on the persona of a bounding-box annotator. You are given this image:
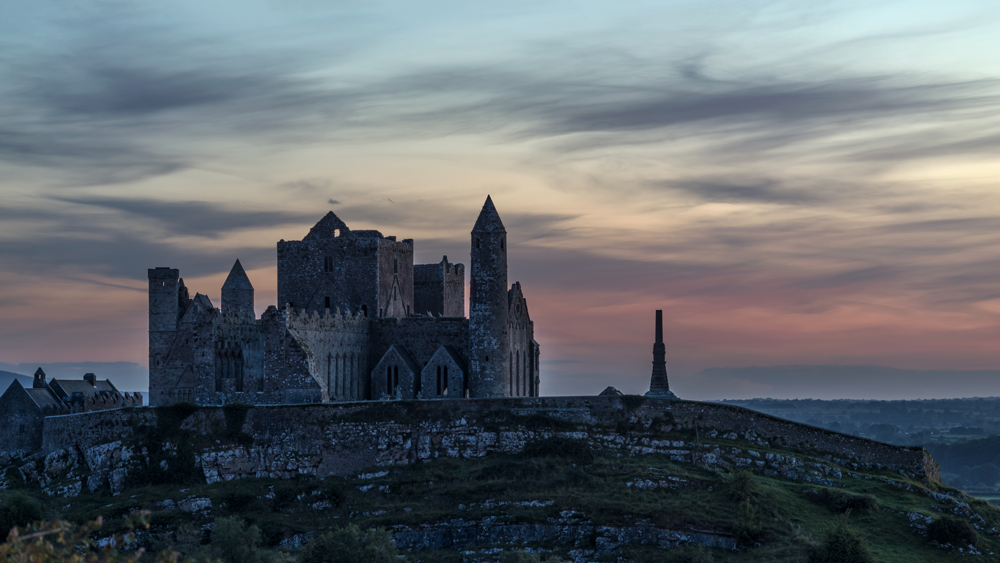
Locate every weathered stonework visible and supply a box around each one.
[148,196,538,407]
[3,396,941,498]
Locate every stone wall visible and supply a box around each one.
[23,396,939,489]
[286,308,371,401]
[0,383,45,462]
[414,257,465,318]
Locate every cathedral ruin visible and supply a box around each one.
[147,196,539,406]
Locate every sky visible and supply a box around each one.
[1,0,999,399]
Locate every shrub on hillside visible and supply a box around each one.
[808,519,874,563]
[0,491,43,538]
[927,515,978,549]
[805,488,879,515]
[299,524,404,563]
[1,512,183,562]
[210,516,271,563]
[727,469,757,502]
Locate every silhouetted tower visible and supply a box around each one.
[469,195,510,398]
[222,259,255,318]
[33,367,46,389]
[646,310,676,398]
[148,267,189,405]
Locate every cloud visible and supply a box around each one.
[654,178,823,204]
[53,196,318,239]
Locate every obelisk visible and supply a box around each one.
[645,310,676,398]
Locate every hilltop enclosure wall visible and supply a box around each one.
[30,397,938,486]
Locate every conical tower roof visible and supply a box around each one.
[472,195,506,233]
[222,259,253,290]
[304,211,350,241]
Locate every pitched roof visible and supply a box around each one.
[472,195,506,233]
[222,259,253,291]
[50,379,118,399]
[437,345,469,374]
[382,344,421,375]
[304,211,350,241]
[24,387,66,412]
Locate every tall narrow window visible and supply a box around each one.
[393,258,398,273]
[436,366,442,395]
[325,296,331,309]
[361,304,368,317]
[501,237,505,251]
[516,350,520,395]
[443,366,449,395]
[393,366,399,390]
[324,256,333,272]
[387,366,392,395]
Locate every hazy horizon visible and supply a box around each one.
[6,361,1000,401]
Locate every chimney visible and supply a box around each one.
[33,367,47,389]
[83,373,97,387]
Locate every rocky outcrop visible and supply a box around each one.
[0,396,940,497]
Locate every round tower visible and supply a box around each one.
[469,195,510,398]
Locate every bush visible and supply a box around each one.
[733,498,762,546]
[927,515,978,548]
[299,524,404,563]
[211,516,270,563]
[727,469,757,502]
[0,491,43,538]
[805,488,879,515]
[1,513,181,562]
[808,519,874,563]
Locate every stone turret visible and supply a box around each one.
[33,367,46,389]
[148,267,191,406]
[222,259,255,318]
[646,310,677,398]
[469,195,510,398]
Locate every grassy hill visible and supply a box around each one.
[4,433,997,562]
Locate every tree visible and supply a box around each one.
[0,491,44,538]
[808,517,874,563]
[0,512,194,563]
[299,524,404,563]
[210,517,268,563]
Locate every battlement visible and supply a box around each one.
[285,306,371,332]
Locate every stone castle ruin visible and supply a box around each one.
[148,195,539,406]
[0,196,946,494]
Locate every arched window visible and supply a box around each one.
[436,366,442,396]
[386,365,392,395]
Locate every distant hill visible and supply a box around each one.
[682,364,1000,400]
[0,369,32,392]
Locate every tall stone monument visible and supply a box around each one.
[645,310,677,398]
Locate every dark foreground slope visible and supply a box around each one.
[1,397,994,561]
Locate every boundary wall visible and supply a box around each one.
[33,396,939,485]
